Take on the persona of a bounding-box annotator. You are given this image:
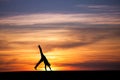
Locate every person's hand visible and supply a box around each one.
[38,45,40,48]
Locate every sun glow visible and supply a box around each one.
[39,66,62,71]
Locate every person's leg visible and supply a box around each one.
[48,66,52,71]
[34,59,43,70]
[45,64,47,71]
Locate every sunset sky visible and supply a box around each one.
[0,0,120,72]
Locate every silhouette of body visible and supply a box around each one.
[34,45,52,71]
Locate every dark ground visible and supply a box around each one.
[0,71,119,80]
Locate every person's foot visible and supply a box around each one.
[34,67,37,70]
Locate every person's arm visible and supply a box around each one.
[38,45,44,56]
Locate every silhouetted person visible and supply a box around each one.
[34,45,52,71]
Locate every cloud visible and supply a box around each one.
[76,4,120,12]
[34,27,120,52]
[53,28,120,52]
[0,40,14,50]
[0,57,35,72]
[63,60,120,70]
[0,27,120,52]
[76,4,117,9]
[0,13,120,26]
[50,35,105,49]
[18,28,106,50]
[0,58,18,65]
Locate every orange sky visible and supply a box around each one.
[0,26,120,72]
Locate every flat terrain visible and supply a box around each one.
[0,71,119,80]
